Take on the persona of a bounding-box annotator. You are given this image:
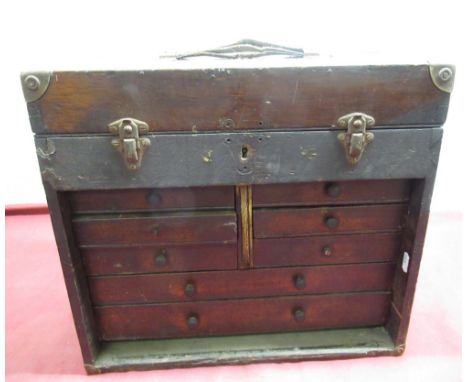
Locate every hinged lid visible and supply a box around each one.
[21,45,454,135]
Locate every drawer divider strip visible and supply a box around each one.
[236,185,254,268]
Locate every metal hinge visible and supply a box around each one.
[108,118,151,171]
[337,112,375,165]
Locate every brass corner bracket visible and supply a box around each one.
[429,64,456,93]
[20,72,52,103]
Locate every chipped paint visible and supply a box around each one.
[299,146,318,159]
[36,139,56,159]
[202,150,213,163]
[292,80,299,104]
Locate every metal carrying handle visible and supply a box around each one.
[176,39,304,60]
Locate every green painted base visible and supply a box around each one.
[87,326,399,374]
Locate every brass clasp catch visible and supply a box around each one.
[337,112,375,165]
[108,118,151,171]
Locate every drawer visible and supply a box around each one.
[252,179,410,207]
[254,232,401,268]
[89,263,395,305]
[69,186,235,213]
[73,211,237,246]
[83,243,237,276]
[95,292,391,340]
[254,204,406,238]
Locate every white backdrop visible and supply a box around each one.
[2,0,467,212]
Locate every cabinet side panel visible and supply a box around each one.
[43,184,100,364]
[386,135,442,347]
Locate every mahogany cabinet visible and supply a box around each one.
[21,41,454,373]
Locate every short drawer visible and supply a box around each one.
[89,263,395,305]
[95,292,391,340]
[254,232,401,268]
[253,179,411,207]
[73,211,237,246]
[82,243,238,276]
[69,186,235,213]
[254,204,406,238]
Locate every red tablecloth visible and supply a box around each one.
[5,211,462,381]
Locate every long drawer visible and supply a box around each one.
[254,232,401,268]
[89,263,395,305]
[95,292,391,340]
[73,211,237,246]
[254,204,406,238]
[83,243,238,276]
[252,179,410,207]
[70,186,235,213]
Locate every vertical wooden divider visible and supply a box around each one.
[236,185,254,269]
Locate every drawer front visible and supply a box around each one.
[83,243,237,276]
[252,179,410,207]
[254,232,401,268]
[89,263,395,305]
[73,212,237,246]
[254,204,406,238]
[70,186,235,213]
[95,292,391,340]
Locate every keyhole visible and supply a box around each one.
[241,145,249,159]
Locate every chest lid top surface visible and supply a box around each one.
[22,51,454,135]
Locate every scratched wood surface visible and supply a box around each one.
[28,65,449,134]
[252,179,410,207]
[254,204,407,238]
[73,211,237,246]
[88,263,395,305]
[82,243,238,275]
[95,292,391,340]
[69,186,235,213]
[254,232,401,268]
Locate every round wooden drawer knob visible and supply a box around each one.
[184,281,196,296]
[322,245,333,257]
[325,182,341,197]
[155,251,167,266]
[293,307,305,322]
[293,274,306,289]
[324,215,339,229]
[186,313,199,328]
[147,190,161,205]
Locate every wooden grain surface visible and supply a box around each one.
[89,262,395,305]
[254,232,401,267]
[82,243,238,276]
[254,204,407,238]
[95,292,391,340]
[69,186,235,213]
[28,66,449,134]
[73,211,237,246]
[252,179,410,207]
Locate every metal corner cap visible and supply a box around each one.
[429,64,456,93]
[20,71,52,103]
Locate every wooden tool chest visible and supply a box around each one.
[21,41,455,373]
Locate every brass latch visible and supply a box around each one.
[108,118,151,171]
[337,112,375,165]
